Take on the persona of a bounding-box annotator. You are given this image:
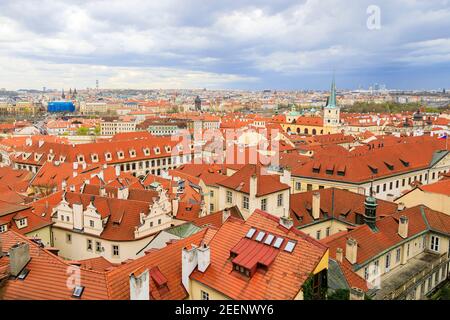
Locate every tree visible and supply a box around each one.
[76,126,89,136]
[327,289,350,300]
[94,125,101,136]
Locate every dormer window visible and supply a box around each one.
[105,152,112,161]
[312,163,321,173]
[143,148,150,156]
[59,155,66,162]
[325,165,334,175]
[384,162,394,170]
[91,153,98,162]
[34,153,42,161]
[154,147,160,154]
[117,151,124,159]
[47,154,55,161]
[16,218,27,229]
[165,146,171,153]
[368,165,378,174]
[129,149,136,157]
[400,159,409,167]
[77,155,84,162]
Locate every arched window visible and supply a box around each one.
[304,128,309,134]
[312,129,317,135]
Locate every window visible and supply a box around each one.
[201,290,209,300]
[389,182,393,190]
[112,245,119,257]
[407,243,410,257]
[96,241,102,253]
[89,220,94,228]
[326,227,331,237]
[383,184,386,192]
[316,230,321,240]
[87,239,93,251]
[402,179,405,187]
[18,218,27,227]
[277,193,283,207]
[385,253,391,271]
[431,235,440,252]
[66,234,72,243]
[158,219,162,225]
[209,203,214,212]
[295,182,301,191]
[396,248,401,263]
[376,185,380,193]
[0,224,7,233]
[261,198,267,211]
[226,191,232,204]
[396,180,399,189]
[364,267,369,280]
[243,196,249,210]
[210,190,214,197]
[307,184,313,191]
[373,260,379,275]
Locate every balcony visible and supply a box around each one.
[372,251,448,300]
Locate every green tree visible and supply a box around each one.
[76,126,89,136]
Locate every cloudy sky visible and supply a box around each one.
[0,0,450,90]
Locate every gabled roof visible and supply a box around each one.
[190,209,328,300]
[0,230,111,300]
[217,164,290,197]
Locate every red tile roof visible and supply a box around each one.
[190,209,328,300]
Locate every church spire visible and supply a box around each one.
[326,74,337,108]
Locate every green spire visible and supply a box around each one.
[326,75,337,108]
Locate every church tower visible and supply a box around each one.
[323,76,340,129]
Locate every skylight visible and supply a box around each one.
[255,231,265,242]
[17,268,30,280]
[284,240,296,253]
[72,285,85,298]
[264,234,274,245]
[245,228,256,239]
[273,237,284,248]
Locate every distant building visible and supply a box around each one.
[47,101,75,113]
[194,96,202,111]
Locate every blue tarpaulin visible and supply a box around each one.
[47,101,75,113]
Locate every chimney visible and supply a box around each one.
[280,168,291,187]
[363,196,378,231]
[345,238,358,264]
[349,287,365,300]
[398,215,409,239]
[115,165,121,177]
[197,242,210,273]
[312,192,320,220]
[181,245,198,294]
[73,171,78,178]
[82,162,87,170]
[73,162,78,170]
[249,173,257,199]
[336,247,343,263]
[129,269,150,300]
[9,242,31,277]
[279,214,293,230]
[222,207,231,223]
[117,186,129,200]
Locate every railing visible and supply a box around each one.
[388,252,448,300]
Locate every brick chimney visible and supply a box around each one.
[181,245,198,294]
[197,242,210,273]
[398,215,409,239]
[279,214,293,230]
[345,238,358,264]
[9,242,31,277]
[336,247,343,263]
[312,192,320,220]
[129,268,150,300]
